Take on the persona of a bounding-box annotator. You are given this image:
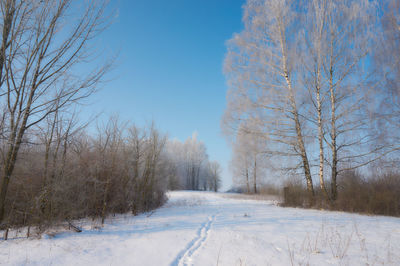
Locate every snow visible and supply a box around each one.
[1,191,400,265]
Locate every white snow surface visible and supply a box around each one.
[1,191,400,265]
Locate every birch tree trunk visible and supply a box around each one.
[253,158,257,194]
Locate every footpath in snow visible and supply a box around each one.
[1,191,400,265]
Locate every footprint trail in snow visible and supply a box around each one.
[172,214,216,266]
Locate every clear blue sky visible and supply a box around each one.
[85,0,245,190]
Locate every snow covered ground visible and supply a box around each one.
[1,191,400,265]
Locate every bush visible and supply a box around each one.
[282,179,309,207]
[335,171,400,216]
[1,121,169,230]
[258,184,281,196]
[282,171,400,217]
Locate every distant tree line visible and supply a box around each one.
[165,133,221,192]
[223,0,400,208]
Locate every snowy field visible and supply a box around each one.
[1,191,400,265]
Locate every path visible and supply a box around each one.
[1,191,400,265]
[173,214,215,266]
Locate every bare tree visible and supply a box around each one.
[0,0,112,223]
[375,0,400,158]
[126,124,146,215]
[302,0,330,200]
[94,116,125,225]
[230,123,266,194]
[230,131,252,194]
[315,0,378,200]
[230,142,251,193]
[140,124,167,211]
[183,133,208,190]
[208,161,221,192]
[0,0,16,89]
[223,0,314,201]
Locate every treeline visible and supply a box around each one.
[1,116,221,230]
[2,117,168,229]
[223,0,400,212]
[165,133,221,192]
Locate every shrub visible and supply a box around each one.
[282,170,400,217]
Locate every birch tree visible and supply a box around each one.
[302,0,330,200]
[223,0,315,201]
[313,0,378,200]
